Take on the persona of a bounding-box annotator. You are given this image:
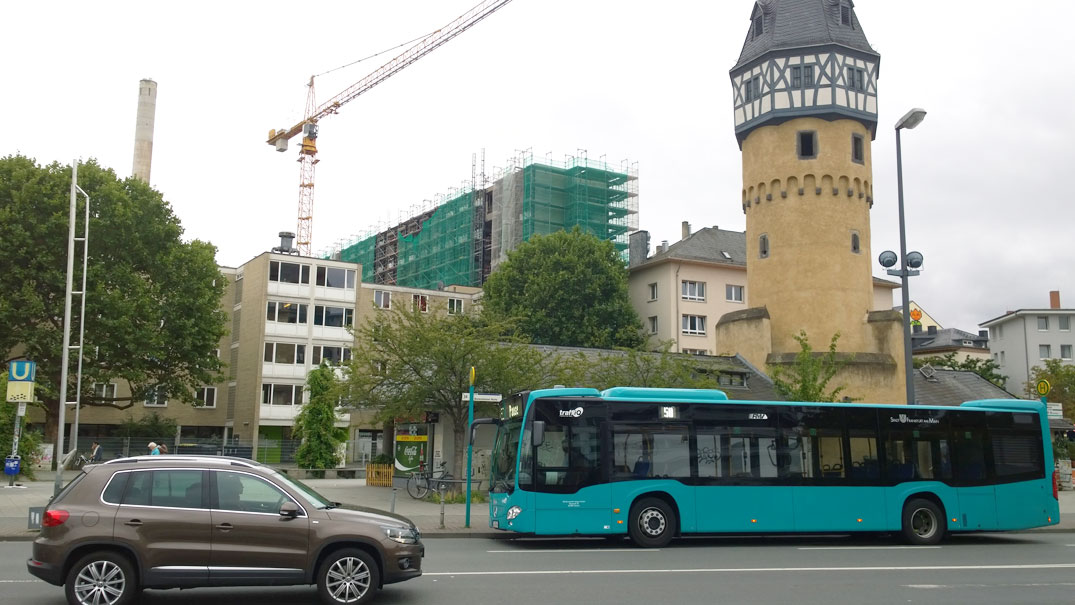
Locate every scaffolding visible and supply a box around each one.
[334,149,638,289]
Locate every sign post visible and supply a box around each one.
[6,361,36,487]
[1037,379,1051,405]
[465,367,475,528]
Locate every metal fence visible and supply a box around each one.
[70,437,371,469]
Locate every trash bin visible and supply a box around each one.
[3,456,21,476]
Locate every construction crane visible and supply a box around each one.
[267,0,515,256]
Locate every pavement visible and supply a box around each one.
[3,471,1075,542]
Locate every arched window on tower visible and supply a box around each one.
[850,231,861,254]
[759,234,770,259]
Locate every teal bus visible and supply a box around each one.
[483,387,1059,547]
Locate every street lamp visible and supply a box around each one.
[880,108,927,406]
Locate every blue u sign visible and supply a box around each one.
[3,456,20,476]
[8,361,36,382]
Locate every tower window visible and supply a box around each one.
[804,65,815,87]
[797,131,817,159]
[753,14,763,37]
[847,67,866,91]
[851,231,861,254]
[841,4,852,26]
[759,234,770,259]
[792,66,801,89]
[852,133,864,164]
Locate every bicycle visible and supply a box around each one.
[406,461,453,499]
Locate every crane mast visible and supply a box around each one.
[267,0,515,256]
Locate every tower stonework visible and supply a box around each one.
[715,0,906,403]
[132,79,157,183]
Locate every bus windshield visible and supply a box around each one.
[491,421,522,493]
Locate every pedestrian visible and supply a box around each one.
[89,441,103,462]
[148,442,160,456]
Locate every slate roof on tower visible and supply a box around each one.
[733,0,879,73]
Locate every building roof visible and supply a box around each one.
[733,0,879,73]
[911,327,988,354]
[912,368,1016,406]
[641,227,747,268]
[980,308,1075,327]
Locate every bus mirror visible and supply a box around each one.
[533,421,545,447]
[470,418,499,445]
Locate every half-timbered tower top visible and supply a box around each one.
[730,0,881,147]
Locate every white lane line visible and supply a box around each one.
[907,583,1075,589]
[799,546,941,550]
[0,580,39,583]
[486,549,656,554]
[425,563,1075,577]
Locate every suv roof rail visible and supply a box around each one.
[101,455,259,468]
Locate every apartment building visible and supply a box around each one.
[980,290,1074,394]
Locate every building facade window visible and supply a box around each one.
[412,294,429,312]
[851,231,861,254]
[266,301,308,324]
[448,298,464,315]
[648,316,658,334]
[1060,316,1070,331]
[797,131,817,159]
[262,383,301,406]
[195,387,216,408]
[269,260,310,284]
[1062,344,1073,360]
[847,67,866,91]
[316,266,356,289]
[682,314,707,336]
[759,234,770,258]
[314,305,354,327]
[374,290,391,309]
[313,345,352,366]
[648,283,658,301]
[92,383,117,400]
[682,348,708,356]
[264,342,306,364]
[852,133,864,164]
[804,65,815,87]
[726,284,745,302]
[681,280,706,302]
[792,66,801,89]
[1040,344,1051,359]
[144,385,167,407]
[1038,316,1049,331]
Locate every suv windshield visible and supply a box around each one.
[267,469,334,508]
[490,421,521,493]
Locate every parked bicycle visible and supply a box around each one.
[406,461,453,499]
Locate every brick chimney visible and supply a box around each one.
[1050,290,1061,309]
[681,221,691,241]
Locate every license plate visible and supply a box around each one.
[492,520,499,529]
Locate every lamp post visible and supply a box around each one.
[880,108,927,406]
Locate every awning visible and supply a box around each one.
[1049,418,1075,432]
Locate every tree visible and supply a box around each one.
[293,364,346,469]
[0,156,228,453]
[342,303,575,479]
[914,352,1007,388]
[583,345,723,391]
[1027,359,1075,418]
[768,331,851,402]
[1,371,44,479]
[482,227,645,349]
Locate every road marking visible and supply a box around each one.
[0,580,39,583]
[425,563,1075,577]
[486,549,655,554]
[907,583,1075,589]
[799,546,941,550]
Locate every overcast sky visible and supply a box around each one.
[3,0,1073,333]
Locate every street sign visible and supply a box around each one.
[1047,402,1064,419]
[1037,380,1051,397]
[461,393,503,402]
[7,361,36,382]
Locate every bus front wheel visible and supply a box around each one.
[629,497,676,548]
[901,498,946,546]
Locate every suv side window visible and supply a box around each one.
[101,472,130,504]
[121,470,205,508]
[213,470,297,514]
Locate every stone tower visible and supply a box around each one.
[715,0,906,403]
[132,79,157,183]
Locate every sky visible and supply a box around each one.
[3,0,1073,333]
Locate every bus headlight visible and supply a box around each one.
[506,506,522,520]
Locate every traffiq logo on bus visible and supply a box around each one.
[559,407,584,418]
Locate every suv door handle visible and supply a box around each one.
[124,520,143,527]
[215,523,233,531]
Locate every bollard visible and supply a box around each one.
[390,487,398,513]
[439,483,446,529]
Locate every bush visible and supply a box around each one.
[424,489,487,504]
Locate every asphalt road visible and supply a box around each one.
[5,533,1075,604]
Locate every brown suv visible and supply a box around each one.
[27,455,423,605]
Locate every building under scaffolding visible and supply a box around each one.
[334,150,639,290]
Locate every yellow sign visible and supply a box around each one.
[469,366,475,386]
[1036,380,1051,396]
[395,435,429,442]
[6,381,34,403]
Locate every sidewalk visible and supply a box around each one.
[3,472,1075,542]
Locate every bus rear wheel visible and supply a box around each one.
[901,498,946,546]
[629,497,676,548]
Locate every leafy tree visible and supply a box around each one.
[583,345,722,391]
[1027,359,1075,418]
[768,331,851,402]
[116,411,178,443]
[914,352,1007,388]
[1,371,44,479]
[482,227,645,349]
[342,303,575,479]
[293,364,346,469]
[0,156,228,454]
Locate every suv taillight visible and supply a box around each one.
[42,510,69,527]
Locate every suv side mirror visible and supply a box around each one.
[279,501,300,519]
